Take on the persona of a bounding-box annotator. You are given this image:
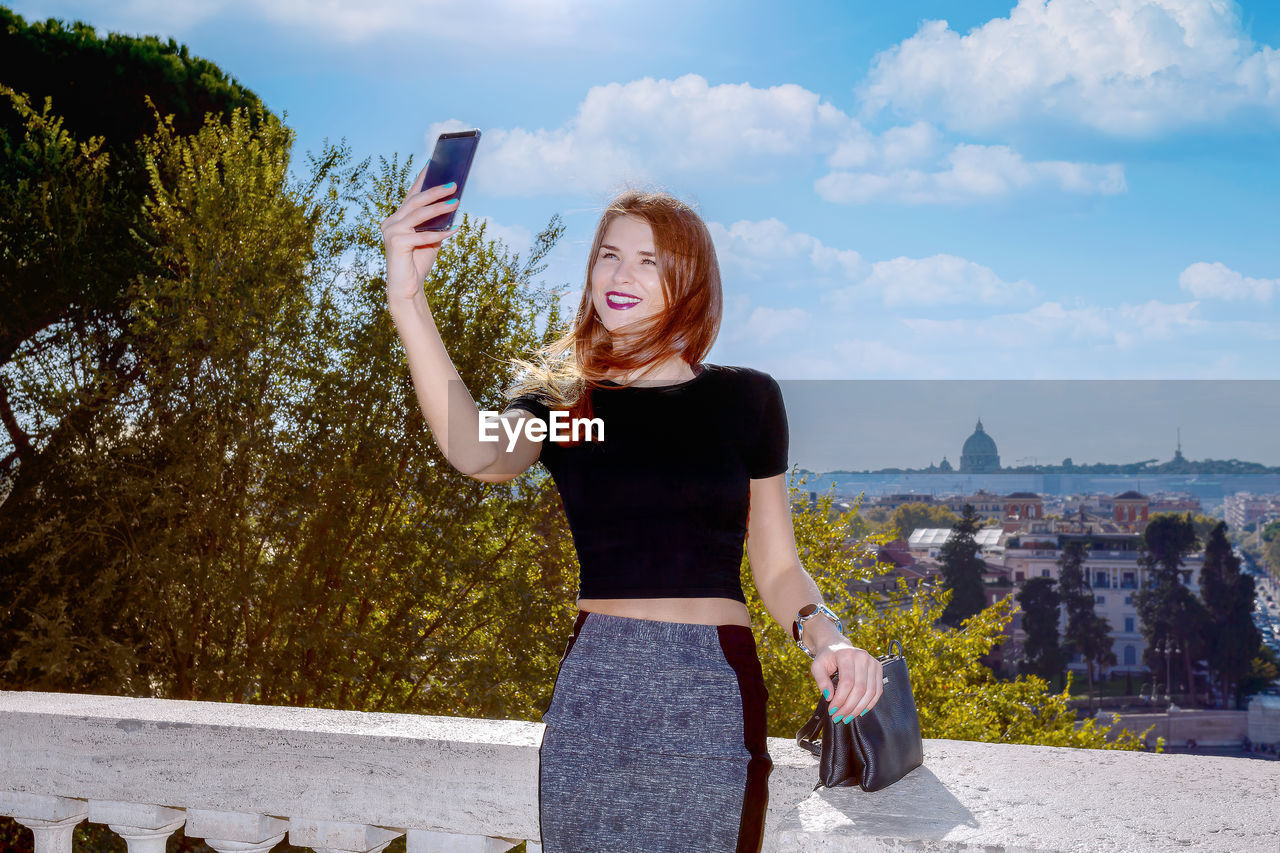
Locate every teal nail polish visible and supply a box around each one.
[860,709,869,716]
[828,706,839,715]
[823,688,830,700]
[442,182,456,190]
[446,198,458,205]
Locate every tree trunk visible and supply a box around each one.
[1182,647,1195,706]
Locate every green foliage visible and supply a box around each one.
[889,501,959,541]
[0,7,271,381]
[0,95,581,721]
[1148,511,1218,545]
[0,7,266,148]
[844,503,891,540]
[1056,539,1115,706]
[937,503,985,628]
[1016,576,1067,682]
[1237,645,1280,700]
[744,479,1152,750]
[1200,522,1262,708]
[1133,514,1210,697]
[0,82,145,374]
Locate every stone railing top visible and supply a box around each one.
[0,689,539,745]
[3,690,1279,852]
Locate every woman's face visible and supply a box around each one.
[590,215,666,333]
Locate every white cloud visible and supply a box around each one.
[734,307,812,344]
[860,0,1280,136]
[829,338,939,375]
[473,216,533,258]
[1179,261,1277,301]
[829,254,1037,310]
[446,75,852,197]
[708,218,867,283]
[901,298,1202,349]
[707,217,1034,313]
[444,75,1123,204]
[817,141,1126,204]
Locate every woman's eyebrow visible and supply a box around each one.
[600,243,655,257]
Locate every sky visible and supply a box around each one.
[7,0,1280,468]
[780,379,1280,471]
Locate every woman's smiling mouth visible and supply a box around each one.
[606,291,643,310]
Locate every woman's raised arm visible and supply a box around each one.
[381,161,541,482]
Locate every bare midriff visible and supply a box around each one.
[575,596,753,628]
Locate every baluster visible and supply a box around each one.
[87,801,185,853]
[406,829,524,852]
[288,817,401,853]
[185,808,288,853]
[0,793,88,853]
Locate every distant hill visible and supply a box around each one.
[814,455,1280,478]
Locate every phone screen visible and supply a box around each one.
[414,129,481,232]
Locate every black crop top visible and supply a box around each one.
[500,363,788,604]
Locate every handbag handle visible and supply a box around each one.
[795,704,825,757]
[795,637,906,756]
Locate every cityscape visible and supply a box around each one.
[796,416,1280,756]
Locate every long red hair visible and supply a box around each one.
[507,189,722,439]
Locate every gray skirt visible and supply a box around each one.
[538,608,773,853]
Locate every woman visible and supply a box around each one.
[381,162,884,853]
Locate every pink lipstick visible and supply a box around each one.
[606,291,642,310]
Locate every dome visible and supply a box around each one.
[959,419,1001,473]
[962,420,998,458]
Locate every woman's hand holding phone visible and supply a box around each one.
[380,160,461,304]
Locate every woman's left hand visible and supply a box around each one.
[809,634,884,723]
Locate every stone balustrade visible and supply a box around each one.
[2,690,1277,853]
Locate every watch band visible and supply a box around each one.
[792,602,844,659]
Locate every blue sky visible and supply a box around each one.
[10,0,1280,384]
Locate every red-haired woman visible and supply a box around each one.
[381,165,883,852]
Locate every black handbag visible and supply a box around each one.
[794,638,924,792]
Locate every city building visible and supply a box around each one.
[1225,492,1280,531]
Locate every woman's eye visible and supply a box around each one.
[598,251,655,265]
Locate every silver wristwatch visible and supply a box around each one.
[791,602,844,659]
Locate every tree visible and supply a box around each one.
[890,501,959,541]
[937,503,986,629]
[1,9,269,491]
[1132,513,1209,701]
[1149,511,1221,545]
[748,482,1153,750]
[846,504,892,540]
[1263,520,1280,578]
[1056,539,1115,709]
[1016,576,1067,687]
[0,97,580,722]
[1199,521,1260,708]
[1236,645,1280,705]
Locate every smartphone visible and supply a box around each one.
[414,129,482,232]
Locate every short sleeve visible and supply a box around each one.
[501,393,551,428]
[746,374,789,478]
